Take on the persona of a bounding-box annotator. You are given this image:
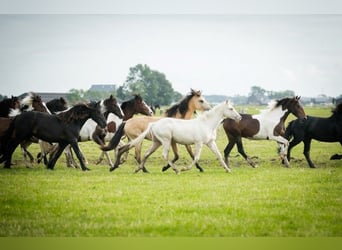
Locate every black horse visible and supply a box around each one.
[0,102,106,171]
[284,103,342,168]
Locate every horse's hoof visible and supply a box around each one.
[162,166,168,172]
[109,167,115,172]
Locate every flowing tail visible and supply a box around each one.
[115,123,153,154]
[101,122,126,151]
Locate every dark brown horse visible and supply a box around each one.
[223,96,307,168]
[0,103,106,170]
[284,102,342,168]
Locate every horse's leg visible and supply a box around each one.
[136,141,161,173]
[285,137,302,164]
[47,143,67,170]
[223,138,236,168]
[161,141,180,174]
[69,141,89,171]
[235,136,257,167]
[185,144,204,172]
[207,141,231,173]
[3,138,21,168]
[181,143,203,172]
[161,141,179,172]
[303,138,315,168]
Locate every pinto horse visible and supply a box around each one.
[0,103,106,171]
[222,96,307,168]
[284,102,342,168]
[117,100,241,173]
[101,89,211,172]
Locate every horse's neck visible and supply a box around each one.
[199,105,224,130]
[179,105,196,119]
[255,106,288,124]
[121,103,134,121]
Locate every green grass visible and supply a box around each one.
[0,106,341,236]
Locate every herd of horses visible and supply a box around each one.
[0,89,341,173]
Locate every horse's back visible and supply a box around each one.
[125,116,161,139]
[223,114,260,138]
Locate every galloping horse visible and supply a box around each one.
[284,102,342,168]
[0,96,20,117]
[222,96,307,168]
[0,93,50,167]
[101,89,211,172]
[117,100,241,173]
[0,103,106,171]
[93,94,153,166]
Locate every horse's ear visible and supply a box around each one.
[135,94,142,101]
[190,88,201,96]
[295,96,301,100]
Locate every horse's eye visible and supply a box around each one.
[199,100,204,103]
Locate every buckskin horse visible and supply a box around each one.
[0,102,106,171]
[222,96,307,168]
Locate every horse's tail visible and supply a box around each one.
[101,122,126,151]
[284,120,294,140]
[115,122,153,154]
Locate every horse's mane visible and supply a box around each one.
[21,92,35,107]
[165,89,201,118]
[57,103,90,123]
[268,96,301,111]
[121,94,142,110]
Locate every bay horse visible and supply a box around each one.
[117,100,241,174]
[222,96,307,168]
[284,102,342,168]
[101,89,211,172]
[0,102,106,171]
[0,95,20,117]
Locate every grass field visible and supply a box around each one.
[0,106,341,236]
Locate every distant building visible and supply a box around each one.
[88,84,116,92]
[19,92,68,103]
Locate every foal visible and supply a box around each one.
[117,100,241,174]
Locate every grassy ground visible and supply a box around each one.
[0,106,341,236]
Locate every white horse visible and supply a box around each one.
[119,100,242,173]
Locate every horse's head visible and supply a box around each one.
[131,94,153,116]
[87,102,107,128]
[10,96,20,110]
[189,89,211,112]
[222,100,241,122]
[32,94,50,113]
[21,92,50,113]
[102,95,124,119]
[282,96,307,120]
[46,97,68,114]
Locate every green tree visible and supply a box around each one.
[122,64,175,105]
